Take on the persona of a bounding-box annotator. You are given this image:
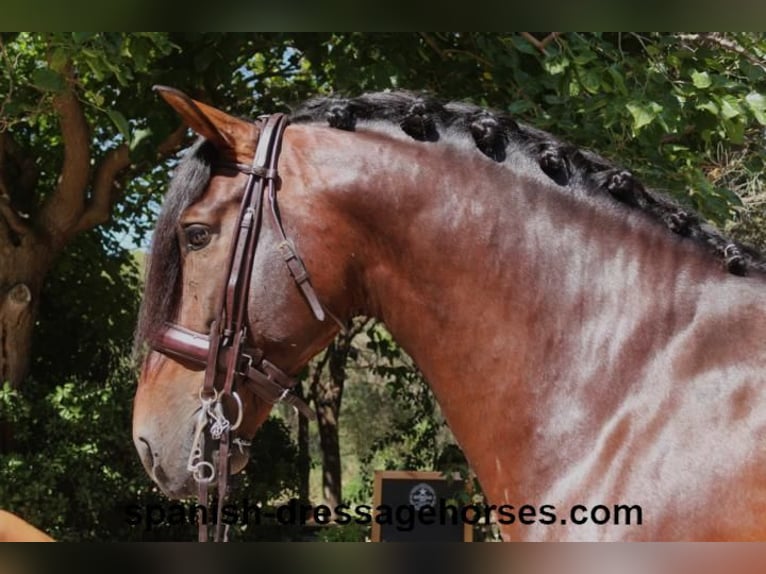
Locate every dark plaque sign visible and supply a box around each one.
[371,471,473,542]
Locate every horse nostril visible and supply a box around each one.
[136,437,155,468]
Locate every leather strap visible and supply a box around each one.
[153,323,314,419]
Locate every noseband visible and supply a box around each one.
[150,113,325,541]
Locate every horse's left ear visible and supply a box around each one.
[153,85,257,160]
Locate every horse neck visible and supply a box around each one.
[326,130,729,379]
[295,125,766,496]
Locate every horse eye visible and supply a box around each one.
[185,224,211,250]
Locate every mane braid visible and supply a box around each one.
[133,139,217,357]
[291,90,766,276]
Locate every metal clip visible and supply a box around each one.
[209,401,230,440]
[232,437,252,454]
[230,392,244,431]
[188,406,215,484]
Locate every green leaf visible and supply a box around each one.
[106,109,130,140]
[543,56,569,75]
[31,68,64,92]
[719,95,742,120]
[723,118,746,144]
[507,100,534,114]
[717,186,744,208]
[696,99,719,116]
[626,101,663,132]
[128,36,153,71]
[72,32,96,44]
[572,49,597,66]
[49,49,69,73]
[745,91,766,125]
[691,70,712,89]
[608,66,627,96]
[129,127,152,152]
[581,69,601,94]
[511,35,538,55]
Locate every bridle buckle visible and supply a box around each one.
[238,352,255,377]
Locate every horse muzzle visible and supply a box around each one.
[133,429,251,499]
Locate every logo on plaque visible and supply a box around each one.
[408,482,437,510]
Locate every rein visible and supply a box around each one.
[150,113,322,541]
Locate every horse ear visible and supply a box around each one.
[153,85,255,159]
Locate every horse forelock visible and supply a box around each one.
[290,90,766,277]
[133,138,216,358]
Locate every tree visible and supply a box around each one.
[0,33,180,388]
[0,32,319,389]
[305,318,371,512]
[0,33,312,538]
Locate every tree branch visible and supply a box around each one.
[156,123,188,158]
[521,32,560,55]
[72,144,129,234]
[36,56,187,244]
[73,123,187,235]
[344,317,373,344]
[39,67,91,242]
[677,33,766,72]
[420,33,446,60]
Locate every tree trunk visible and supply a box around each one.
[0,234,52,388]
[0,231,54,452]
[312,339,346,512]
[309,320,369,513]
[295,380,311,506]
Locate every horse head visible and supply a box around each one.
[132,88,350,498]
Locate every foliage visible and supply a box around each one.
[31,230,141,385]
[4,33,764,245]
[0,354,151,541]
[0,32,316,541]
[314,522,369,542]
[334,324,464,506]
[362,325,444,470]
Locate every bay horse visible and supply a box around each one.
[133,87,766,541]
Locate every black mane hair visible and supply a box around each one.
[134,138,216,356]
[291,90,765,277]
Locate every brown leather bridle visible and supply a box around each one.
[150,113,324,541]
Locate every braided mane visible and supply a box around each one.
[291,90,765,276]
